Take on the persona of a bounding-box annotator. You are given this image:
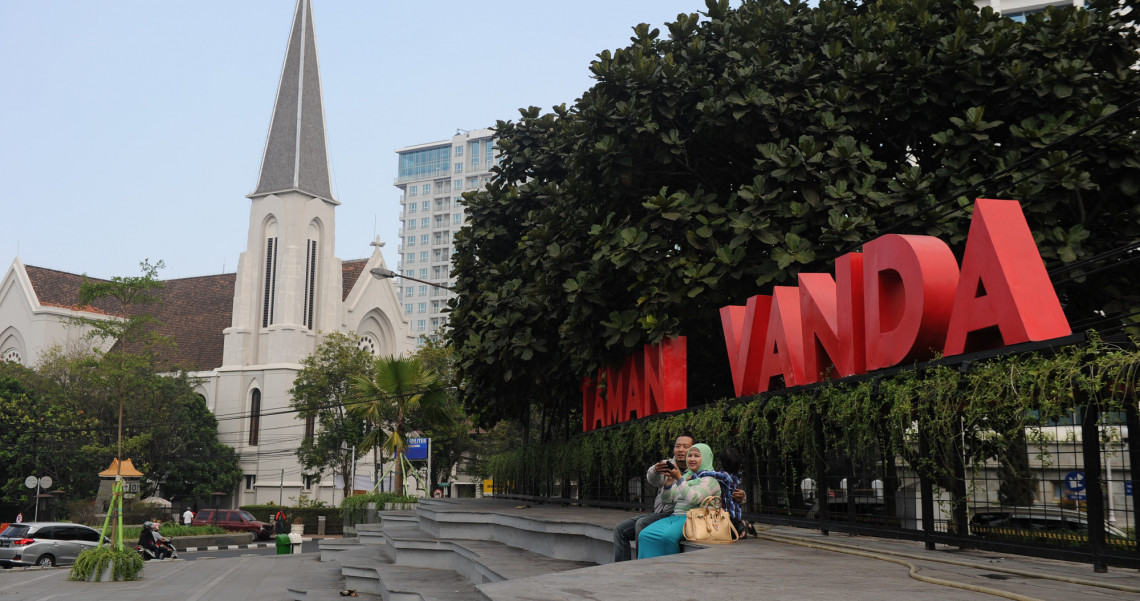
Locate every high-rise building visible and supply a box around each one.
[394,129,496,342]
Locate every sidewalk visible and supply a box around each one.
[2,508,1139,601]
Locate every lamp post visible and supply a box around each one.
[369,267,454,291]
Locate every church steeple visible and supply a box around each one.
[250,0,337,204]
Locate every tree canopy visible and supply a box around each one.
[449,0,1140,434]
[289,331,374,500]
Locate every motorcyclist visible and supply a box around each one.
[138,521,167,559]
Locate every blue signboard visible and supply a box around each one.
[405,437,429,460]
[1126,481,1133,497]
[1064,471,1085,493]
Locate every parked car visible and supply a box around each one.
[0,522,108,568]
[970,506,1128,539]
[191,509,273,540]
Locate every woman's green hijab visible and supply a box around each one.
[689,443,714,474]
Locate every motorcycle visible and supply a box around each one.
[137,537,177,560]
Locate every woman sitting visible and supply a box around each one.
[636,443,721,559]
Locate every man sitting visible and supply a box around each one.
[613,432,695,562]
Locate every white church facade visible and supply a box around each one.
[0,0,415,507]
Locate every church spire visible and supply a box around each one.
[250,0,337,204]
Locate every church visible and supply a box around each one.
[0,0,415,507]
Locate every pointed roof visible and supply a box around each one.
[250,0,337,204]
[99,458,144,478]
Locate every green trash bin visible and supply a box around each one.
[276,533,291,555]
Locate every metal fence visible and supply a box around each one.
[488,340,1139,572]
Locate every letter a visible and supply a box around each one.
[943,199,1070,355]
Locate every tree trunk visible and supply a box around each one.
[394,450,404,496]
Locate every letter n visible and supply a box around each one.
[643,336,687,415]
[943,198,1070,355]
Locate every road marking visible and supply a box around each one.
[184,556,249,601]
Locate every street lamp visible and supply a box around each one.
[369,267,454,291]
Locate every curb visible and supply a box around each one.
[182,538,312,553]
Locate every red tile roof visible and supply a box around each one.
[342,258,368,300]
[24,265,235,371]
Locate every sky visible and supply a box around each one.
[0,0,719,280]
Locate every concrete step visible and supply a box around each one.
[349,563,484,601]
[376,519,593,585]
[415,498,619,564]
[319,537,363,562]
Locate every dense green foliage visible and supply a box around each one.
[449,0,1140,435]
[289,332,374,500]
[68,545,144,582]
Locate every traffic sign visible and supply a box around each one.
[1064,471,1085,493]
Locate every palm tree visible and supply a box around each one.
[349,355,452,495]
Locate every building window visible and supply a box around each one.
[304,415,315,441]
[454,213,462,224]
[405,286,414,296]
[408,202,416,213]
[454,179,462,190]
[423,183,431,194]
[454,162,463,173]
[418,302,427,313]
[302,237,317,330]
[421,234,428,245]
[410,185,417,196]
[262,236,278,328]
[417,320,426,331]
[455,146,463,156]
[409,221,416,230]
[248,389,261,446]
[421,218,429,228]
[407,237,415,246]
[419,285,428,296]
[421,201,429,211]
[245,475,257,491]
[420,251,428,262]
[407,253,415,263]
[419,269,427,279]
[405,303,413,313]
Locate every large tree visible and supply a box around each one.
[289,332,374,500]
[450,0,1140,433]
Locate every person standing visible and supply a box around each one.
[182,507,194,526]
[274,508,288,535]
[14,513,22,524]
[612,432,695,562]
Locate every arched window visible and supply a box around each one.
[248,389,261,446]
[262,221,279,328]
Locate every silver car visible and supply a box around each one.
[0,522,106,568]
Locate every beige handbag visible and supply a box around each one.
[682,496,739,544]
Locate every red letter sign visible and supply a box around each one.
[863,235,959,371]
[943,199,1070,354]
